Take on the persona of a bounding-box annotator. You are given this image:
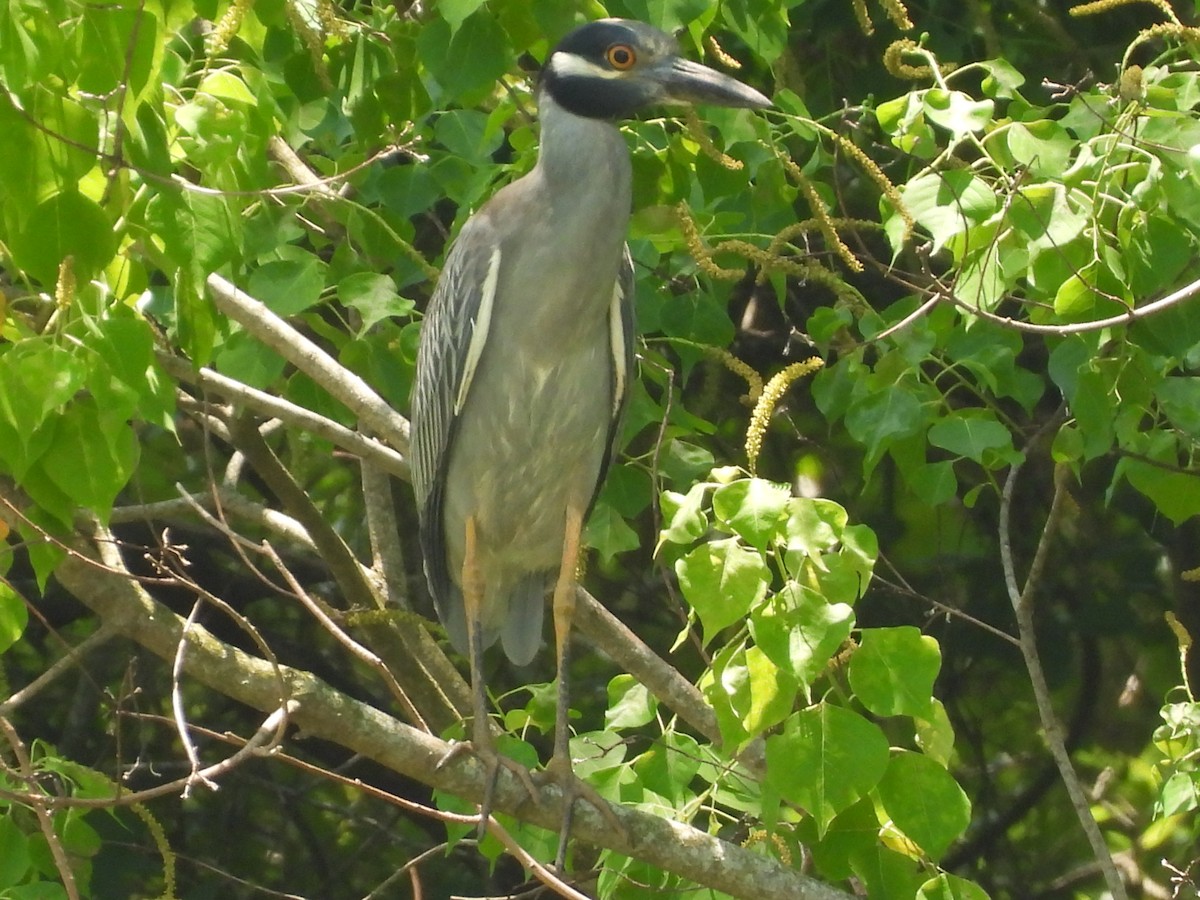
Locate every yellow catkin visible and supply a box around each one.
[851,0,875,35]
[828,132,914,238]
[315,0,348,37]
[1181,568,1200,583]
[1125,22,1200,60]
[131,802,178,899]
[1165,611,1196,702]
[779,157,864,273]
[766,217,882,260]
[679,202,871,303]
[745,358,824,474]
[878,0,915,30]
[703,346,764,405]
[882,38,956,80]
[743,829,793,865]
[206,0,251,56]
[1070,0,1180,24]
[684,107,744,171]
[285,0,333,91]
[705,34,742,70]
[677,202,746,280]
[55,256,75,312]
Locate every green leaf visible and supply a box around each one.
[9,190,115,285]
[632,730,703,805]
[0,815,31,888]
[78,6,159,98]
[1121,458,1200,525]
[248,257,326,317]
[439,0,488,32]
[900,169,997,253]
[845,384,924,456]
[0,342,87,466]
[33,399,138,521]
[784,497,848,555]
[1005,120,1072,177]
[876,751,971,861]
[919,873,992,900]
[922,89,994,137]
[915,699,957,766]
[1155,377,1200,438]
[765,704,891,836]
[712,478,790,550]
[752,583,855,686]
[927,412,1013,463]
[214,332,286,391]
[658,482,711,548]
[605,674,657,729]
[417,13,512,104]
[849,626,941,719]
[585,501,640,562]
[675,537,769,644]
[434,108,504,164]
[0,582,29,655]
[743,645,796,734]
[909,460,958,506]
[197,70,257,107]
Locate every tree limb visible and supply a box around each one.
[51,517,850,900]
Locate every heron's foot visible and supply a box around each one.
[437,740,539,838]
[536,752,626,870]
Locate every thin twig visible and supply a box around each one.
[1000,461,1128,900]
[0,624,117,714]
[0,704,296,811]
[260,540,428,732]
[111,488,318,552]
[0,717,81,900]
[173,600,220,796]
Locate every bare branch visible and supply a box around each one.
[157,350,409,479]
[0,624,116,715]
[1000,461,1128,900]
[51,510,850,900]
[205,273,411,453]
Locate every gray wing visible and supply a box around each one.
[587,246,637,515]
[409,213,502,627]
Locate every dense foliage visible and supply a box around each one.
[0,0,1197,897]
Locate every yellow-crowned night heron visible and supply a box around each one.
[410,17,769,857]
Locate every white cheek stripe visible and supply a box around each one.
[455,247,501,414]
[609,278,627,416]
[549,51,626,81]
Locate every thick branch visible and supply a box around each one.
[205,273,410,453]
[53,525,849,900]
[157,351,408,479]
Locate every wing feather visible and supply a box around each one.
[588,247,637,515]
[410,215,503,624]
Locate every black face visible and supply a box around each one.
[539,19,679,120]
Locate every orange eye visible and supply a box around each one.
[606,43,637,70]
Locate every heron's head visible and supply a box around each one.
[539,19,771,120]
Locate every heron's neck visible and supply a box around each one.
[533,91,632,209]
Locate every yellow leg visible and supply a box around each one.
[439,515,536,837]
[544,503,624,869]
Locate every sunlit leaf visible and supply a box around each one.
[765,704,890,835]
[849,626,941,719]
[876,751,971,861]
